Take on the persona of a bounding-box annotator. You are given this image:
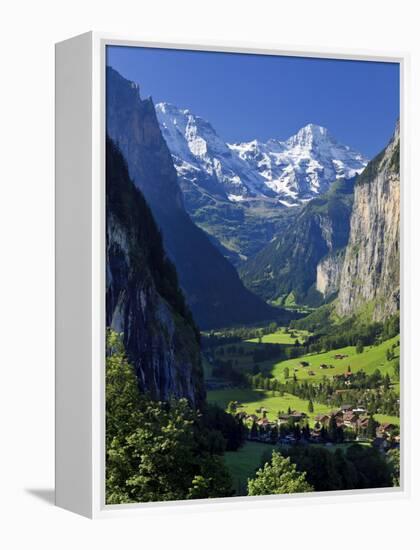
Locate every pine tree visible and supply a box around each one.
[250,420,258,439]
[270,425,279,444]
[367,415,378,439]
[356,340,364,354]
[308,400,314,413]
[328,414,338,443]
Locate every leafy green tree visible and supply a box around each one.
[227,400,237,414]
[279,423,288,439]
[247,452,313,495]
[202,403,246,451]
[308,400,314,413]
[282,446,343,491]
[346,444,393,488]
[386,448,400,487]
[106,329,233,504]
[250,420,258,439]
[367,414,378,439]
[284,367,290,380]
[187,456,234,499]
[270,425,279,444]
[328,414,338,443]
[252,363,260,375]
[356,340,364,354]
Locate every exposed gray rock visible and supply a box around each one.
[106,139,205,407]
[316,250,345,298]
[337,124,400,321]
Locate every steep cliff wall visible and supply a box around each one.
[337,125,400,321]
[316,249,345,299]
[106,66,283,330]
[106,138,205,406]
[240,178,355,306]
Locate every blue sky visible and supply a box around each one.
[107,46,399,158]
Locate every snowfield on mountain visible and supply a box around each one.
[156,102,368,205]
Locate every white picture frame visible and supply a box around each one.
[55,31,410,518]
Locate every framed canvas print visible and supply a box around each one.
[55,32,408,518]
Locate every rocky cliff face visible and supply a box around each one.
[106,138,205,406]
[337,125,400,321]
[316,250,345,298]
[240,178,355,306]
[106,66,283,329]
[155,102,366,264]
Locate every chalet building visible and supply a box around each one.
[315,414,330,424]
[257,417,271,427]
[279,410,307,422]
[377,423,395,436]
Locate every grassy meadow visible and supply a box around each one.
[269,335,400,383]
[246,327,310,345]
[208,388,332,425]
[224,441,272,495]
[212,330,399,384]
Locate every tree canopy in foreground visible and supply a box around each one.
[247,451,313,496]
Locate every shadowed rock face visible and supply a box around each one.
[153,103,367,265]
[239,178,355,306]
[106,66,287,330]
[316,249,346,299]
[106,137,205,407]
[337,124,400,321]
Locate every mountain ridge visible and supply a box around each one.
[106,66,287,329]
[155,102,367,264]
[239,177,356,307]
[156,101,368,205]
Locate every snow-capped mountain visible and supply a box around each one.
[156,102,368,205]
[156,102,264,202]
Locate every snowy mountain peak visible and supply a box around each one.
[156,102,227,161]
[288,123,331,147]
[155,102,369,205]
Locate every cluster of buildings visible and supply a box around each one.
[235,403,399,448]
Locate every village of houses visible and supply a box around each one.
[233,402,400,452]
